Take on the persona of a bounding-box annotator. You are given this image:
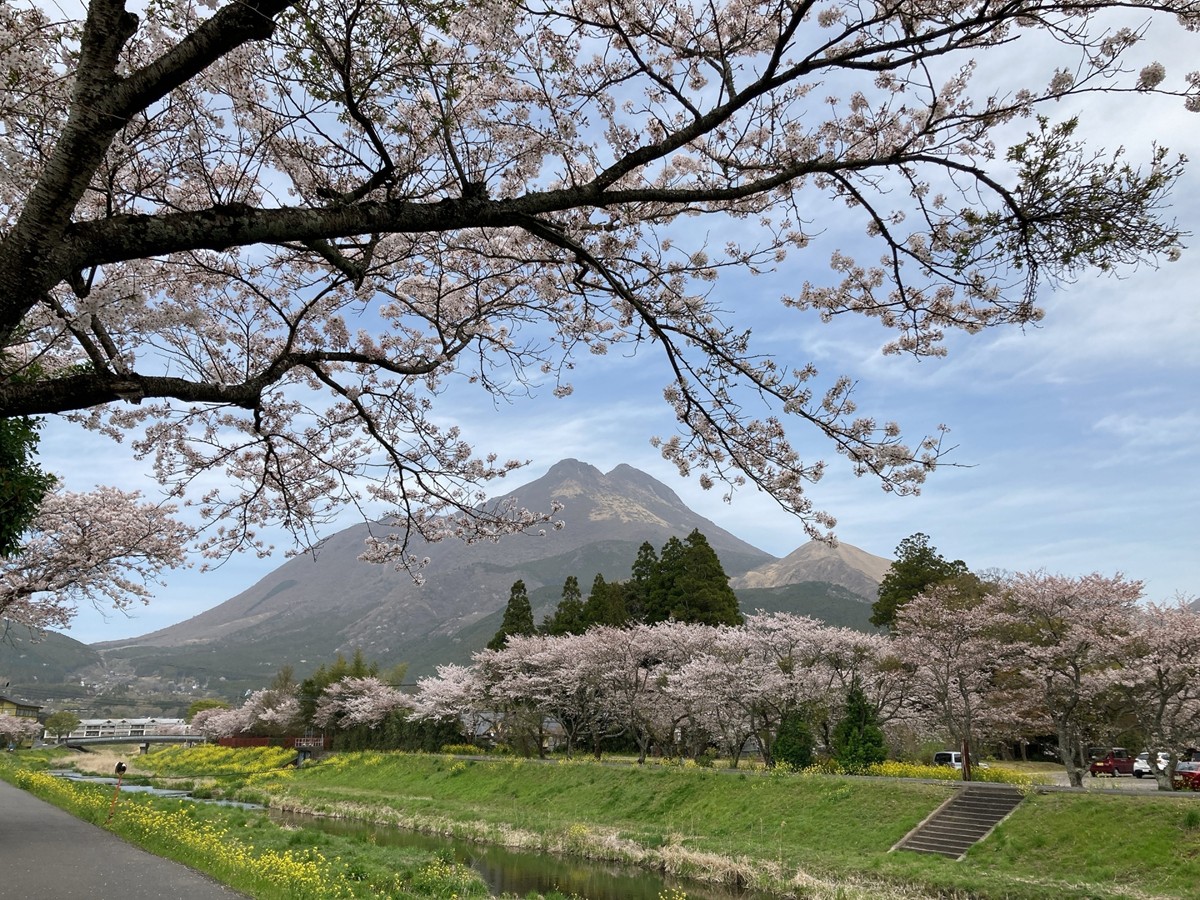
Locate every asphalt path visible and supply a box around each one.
[0,778,247,899]
[1047,771,1175,791]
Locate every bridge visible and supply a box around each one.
[51,735,206,749]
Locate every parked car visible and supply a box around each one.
[1172,760,1200,791]
[933,750,963,769]
[1133,751,1171,778]
[932,750,988,771]
[1088,747,1135,777]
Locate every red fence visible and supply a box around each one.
[217,734,331,750]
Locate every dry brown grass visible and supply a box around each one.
[62,745,150,777]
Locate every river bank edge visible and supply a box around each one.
[10,746,1200,900]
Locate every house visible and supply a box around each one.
[0,692,42,720]
[0,692,43,748]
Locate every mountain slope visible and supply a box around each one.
[79,460,893,695]
[731,540,892,600]
[93,460,784,687]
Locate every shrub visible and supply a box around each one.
[773,711,816,769]
[693,750,718,768]
[439,743,482,755]
[831,682,887,772]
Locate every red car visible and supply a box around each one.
[1088,747,1135,777]
[1172,761,1200,791]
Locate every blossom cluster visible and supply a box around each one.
[3,0,1194,576]
[413,613,904,766]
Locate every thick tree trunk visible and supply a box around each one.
[1058,725,1084,788]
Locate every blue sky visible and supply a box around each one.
[35,16,1200,645]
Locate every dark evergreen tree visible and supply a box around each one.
[0,415,55,556]
[488,579,536,650]
[871,532,971,630]
[831,681,888,771]
[625,540,659,622]
[666,529,743,626]
[772,710,815,769]
[645,535,685,623]
[581,573,629,627]
[543,575,586,635]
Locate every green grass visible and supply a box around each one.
[253,752,1200,899]
[18,747,1200,899]
[0,754,580,900]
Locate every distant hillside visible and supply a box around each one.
[0,625,101,702]
[1,626,100,680]
[736,582,877,631]
[731,541,891,599]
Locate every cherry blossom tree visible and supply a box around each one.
[190,703,253,739]
[242,686,302,734]
[672,645,761,766]
[0,484,190,630]
[484,632,623,758]
[682,613,832,766]
[410,662,488,741]
[312,675,411,730]
[1121,599,1200,790]
[603,622,718,761]
[0,712,45,746]
[812,626,908,731]
[191,684,301,738]
[472,639,555,756]
[2,0,1194,565]
[893,581,1007,774]
[987,571,1142,787]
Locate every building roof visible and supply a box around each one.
[0,694,43,711]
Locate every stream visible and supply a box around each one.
[53,773,770,899]
[270,809,769,900]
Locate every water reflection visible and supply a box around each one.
[271,811,769,900]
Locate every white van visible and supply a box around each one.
[933,751,963,769]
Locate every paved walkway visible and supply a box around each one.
[0,778,247,899]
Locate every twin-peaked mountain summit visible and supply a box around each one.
[94,460,891,692]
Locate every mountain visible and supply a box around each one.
[730,540,891,599]
[0,627,100,687]
[65,460,890,697]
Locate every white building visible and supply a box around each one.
[60,717,192,740]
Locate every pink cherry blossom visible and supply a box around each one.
[0,484,190,630]
[983,571,1142,787]
[1,0,1193,566]
[0,713,45,745]
[313,675,411,729]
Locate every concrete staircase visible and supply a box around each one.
[894,783,1025,859]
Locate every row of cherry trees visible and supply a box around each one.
[414,615,899,766]
[895,572,1200,788]
[187,571,1200,787]
[414,573,1200,787]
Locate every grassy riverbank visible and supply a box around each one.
[0,749,547,900]
[14,747,1200,899]
[257,752,1200,899]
